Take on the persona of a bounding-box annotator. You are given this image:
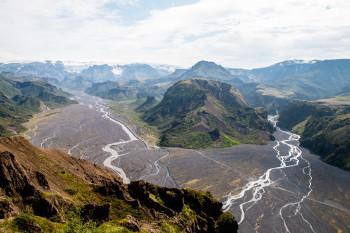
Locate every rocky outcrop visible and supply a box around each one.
[0,198,13,218]
[81,204,110,224]
[0,137,238,232]
[0,151,60,220]
[129,181,239,233]
[35,171,50,189]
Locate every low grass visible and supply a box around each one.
[221,134,239,147]
[160,222,182,233]
[56,169,101,204]
[149,193,165,205]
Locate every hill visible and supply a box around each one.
[278,98,350,170]
[0,136,238,233]
[0,61,68,82]
[0,75,76,136]
[143,79,272,149]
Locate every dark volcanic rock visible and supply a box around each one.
[0,151,60,219]
[0,198,13,218]
[35,171,49,189]
[0,151,36,197]
[81,204,110,224]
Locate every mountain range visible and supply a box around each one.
[2,59,349,101]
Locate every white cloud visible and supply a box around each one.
[0,0,349,68]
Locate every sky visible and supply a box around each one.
[0,0,349,68]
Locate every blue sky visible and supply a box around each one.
[0,0,349,68]
[104,0,198,25]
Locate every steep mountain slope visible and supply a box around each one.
[249,59,350,99]
[143,79,272,148]
[0,136,238,233]
[136,96,159,112]
[0,75,76,136]
[278,98,350,170]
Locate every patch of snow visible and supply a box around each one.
[111,65,124,75]
[150,64,178,73]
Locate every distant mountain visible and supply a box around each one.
[0,136,238,232]
[0,61,69,82]
[120,63,171,82]
[180,61,232,80]
[85,81,137,101]
[86,80,164,101]
[0,74,76,136]
[249,59,350,100]
[79,64,116,83]
[278,97,350,170]
[143,79,272,148]
[60,74,94,90]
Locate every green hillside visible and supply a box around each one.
[143,79,272,149]
[0,74,76,136]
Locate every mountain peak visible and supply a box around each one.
[180,61,232,81]
[191,60,226,69]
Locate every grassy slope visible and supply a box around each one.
[0,136,238,233]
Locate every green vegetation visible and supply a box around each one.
[0,74,76,136]
[143,79,272,149]
[160,222,182,233]
[222,134,239,147]
[279,99,350,170]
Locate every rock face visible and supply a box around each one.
[144,78,272,148]
[0,136,238,233]
[0,151,59,219]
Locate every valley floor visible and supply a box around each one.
[24,93,350,233]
